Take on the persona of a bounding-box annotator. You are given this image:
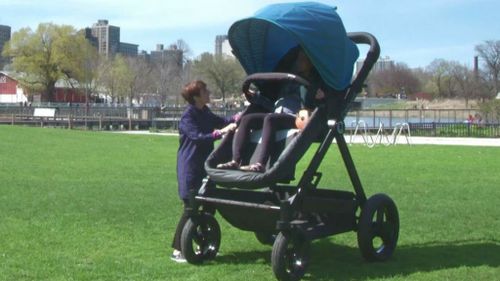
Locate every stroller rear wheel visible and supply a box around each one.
[357,193,399,262]
[271,232,310,281]
[180,213,221,264]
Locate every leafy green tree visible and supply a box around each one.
[192,53,245,104]
[57,29,99,103]
[110,55,133,104]
[2,23,95,102]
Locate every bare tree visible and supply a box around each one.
[475,40,500,97]
[173,39,192,63]
[97,56,126,104]
[426,59,467,99]
[150,42,185,105]
[426,59,449,98]
[370,63,421,97]
[124,56,153,105]
[450,63,476,107]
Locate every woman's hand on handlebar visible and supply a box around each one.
[220,123,237,135]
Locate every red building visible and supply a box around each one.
[53,87,87,103]
[0,71,87,103]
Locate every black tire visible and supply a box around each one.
[254,232,276,245]
[180,214,221,264]
[357,193,399,262]
[271,232,310,281]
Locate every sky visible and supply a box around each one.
[1,0,499,69]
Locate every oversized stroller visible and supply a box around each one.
[180,2,399,281]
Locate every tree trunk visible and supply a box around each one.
[45,82,56,102]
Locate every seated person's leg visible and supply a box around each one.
[217,113,267,169]
[240,113,295,172]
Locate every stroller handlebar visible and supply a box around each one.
[347,32,380,97]
[324,32,380,120]
[242,72,310,94]
[241,72,310,103]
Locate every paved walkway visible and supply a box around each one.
[118,131,500,147]
[346,135,500,147]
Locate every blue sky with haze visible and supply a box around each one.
[1,0,499,69]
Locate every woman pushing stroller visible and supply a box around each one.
[217,46,327,172]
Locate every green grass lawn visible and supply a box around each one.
[0,126,499,281]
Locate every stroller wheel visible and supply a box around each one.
[357,193,399,262]
[254,231,277,245]
[271,232,310,281]
[180,213,221,264]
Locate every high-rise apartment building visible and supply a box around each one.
[215,35,233,57]
[0,25,12,69]
[150,44,183,73]
[90,20,120,57]
[87,20,137,57]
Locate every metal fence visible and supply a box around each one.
[1,105,498,137]
[408,122,500,138]
[344,109,486,128]
[0,104,240,131]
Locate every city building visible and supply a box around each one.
[150,44,183,74]
[356,56,394,73]
[0,71,26,103]
[119,42,139,57]
[215,35,233,57]
[86,20,138,57]
[0,25,11,69]
[0,71,87,104]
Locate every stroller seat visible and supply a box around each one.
[205,106,327,189]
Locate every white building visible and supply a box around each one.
[0,71,27,104]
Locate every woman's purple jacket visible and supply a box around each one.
[176,104,232,200]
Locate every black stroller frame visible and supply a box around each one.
[180,32,399,281]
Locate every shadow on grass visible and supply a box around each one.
[216,249,271,265]
[215,239,500,280]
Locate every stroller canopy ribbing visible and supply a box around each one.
[228,1,360,91]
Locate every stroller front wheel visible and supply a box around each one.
[180,213,221,264]
[271,232,310,281]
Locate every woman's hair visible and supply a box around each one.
[181,80,207,105]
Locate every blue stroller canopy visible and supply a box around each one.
[228,2,360,91]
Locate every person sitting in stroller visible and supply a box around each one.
[217,46,326,172]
